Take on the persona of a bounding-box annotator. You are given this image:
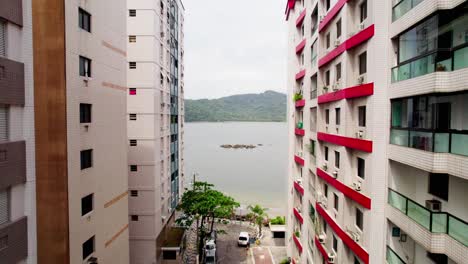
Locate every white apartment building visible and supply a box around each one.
[286,0,468,263]
[127,0,185,263]
[1,0,130,263]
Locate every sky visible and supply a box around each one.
[182,0,288,99]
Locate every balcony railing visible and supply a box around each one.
[390,128,468,156]
[391,46,468,83]
[392,0,424,21]
[388,189,468,246]
[386,246,406,264]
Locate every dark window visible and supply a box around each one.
[325,109,330,124]
[326,33,331,48]
[360,1,367,23]
[325,0,331,10]
[325,70,330,86]
[324,146,329,161]
[310,140,316,156]
[163,250,177,260]
[129,114,137,121]
[160,1,164,15]
[130,165,138,172]
[354,256,361,264]
[336,19,342,38]
[80,104,92,123]
[335,108,340,125]
[357,158,365,179]
[79,8,91,32]
[356,208,363,230]
[335,151,340,168]
[130,190,138,197]
[80,149,93,170]
[129,35,136,42]
[358,106,366,127]
[324,184,328,198]
[130,140,137,146]
[336,63,341,81]
[129,62,136,69]
[131,215,139,221]
[428,173,449,200]
[359,52,367,75]
[129,9,136,17]
[129,88,137,95]
[332,235,338,252]
[82,236,95,260]
[81,194,93,216]
[433,103,450,130]
[427,253,448,264]
[334,193,339,210]
[79,56,91,77]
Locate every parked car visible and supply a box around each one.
[204,245,216,264]
[238,232,249,246]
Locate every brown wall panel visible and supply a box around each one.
[0,0,23,26]
[32,0,69,263]
[0,140,26,190]
[0,57,25,106]
[0,217,28,263]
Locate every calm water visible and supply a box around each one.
[184,122,288,216]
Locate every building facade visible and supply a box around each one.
[286,0,467,263]
[127,0,185,262]
[1,0,130,263]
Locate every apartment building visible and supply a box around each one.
[1,0,130,263]
[127,0,185,262]
[286,0,467,263]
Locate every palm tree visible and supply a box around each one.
[248,204,268,237]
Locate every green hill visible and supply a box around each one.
[185,90,286,122]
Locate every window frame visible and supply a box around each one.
[334,151,340,168]
[360,0,367,23]
[358,106,366,127]
[79,56,92,77]
[78,8,91,32]
[82,236,95,260]
[80,149,93,170]
[356,208,364,230]
[359,51,367,75]
[335,107,341,125]
[80,103,92,123]
[428,173,449,201]
[336,19,342,38]
[81,193,94,216]
[357,157,365,179]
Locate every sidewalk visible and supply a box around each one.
[251,247,274,264]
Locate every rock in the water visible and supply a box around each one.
[220,144,257,149]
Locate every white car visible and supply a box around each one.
[238,232,250,247]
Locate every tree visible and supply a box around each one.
[177,181,239,260]
[248,204,268,237]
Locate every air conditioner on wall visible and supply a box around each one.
[319,15,325,22]
[356,130,364,139]
[357,74,366,84]
[334,40,340,47]
[352,182,362,191]
[332,171,338,178]
[351,232,360,242]
[332,83,340,91]
[359,22,365,30]
[318,234,327,243]
[328,253,336,263]
[322,163,328,171]
[425,200,442,212]
[296,178,303,184]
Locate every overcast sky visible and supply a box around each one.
[183,0,287,99]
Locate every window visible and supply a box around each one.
[335,151,340,168]
[335,108,340,125]
[354,256,361,264]
[129,62,136,69]
[301,24,305,37]
[427,253,448,264]
[160,1,164,15]
[358,106,366,127]
[325,109,330,124]
[82,236,95,260]
[129,88,136,95]
[0,189,9,225]
[336,19,342,38]
[332,235,338,252]
[0,105,8,141]
[80,104,92,123]
[78,8,91,32]
[360,1,367,23]
[129,9,136,17]
[357,158,365,179]
[336,63,341,81]
[325,70,330,86]
[428,173,449,200]
[79,56,91,77]
[324,184,328,198]
[310,140,316,156]
[130,165,138,172]
[0,21,6,57]
[130,190,138,197]
[325,0,331,11]
[129,114,137,121]
[131,215,139,221]
[129,35,136,42]
[311,41,318,65]
[81,194,93,216]
[359,52,367,75]
[324,146,329,161]
[80,149,93,170]
[326,33,331,48]
[130,139,137,146]
[356,208,363,230]
[333,193,339,210]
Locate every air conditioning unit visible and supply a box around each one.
[332,83,340,91]
[351,232,360,242]
[425,200,442,212]
[322,163,328,171]
[332,171,338,178]
[356,130,364,138]
[334,40,341,47]
[328,253,336,263]
[352,182,362,191]
[359,22,365,30]
[318,234,327,243]
[321,196,328,207]
[298,151,303,157]
[88,257,98,264]
[296,178,303,184]
[357,76,365,85]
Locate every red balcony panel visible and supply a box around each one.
[296,9,306,27]
[294,181,304,195]
[317,132,373,153]
[296,39,306,54]
[295,69,306,80]
[285,0,296,20]
[318,0,351,32]
[318,83,374,104]
[293,208,304,224]
[315,237,330,264]
[294,155,304,166]
[293,234,303,253]
[316,203,369,264]
[318,25,375,68]
[295,99,305,108]
[295,128,305,136]
[316,168,371,209]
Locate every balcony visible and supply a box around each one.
[315,236,331,264]
[294,180,304,195]
[388,189,467,247]
[295,122,304,136]
[296,9,306,27]
[295,69,306,80]
[316,202,369,264]
[318,83,373,104]
[386,246,406,264]
[317,132,373,153]
[296,39,306,54]
[293,233,303,253]
[317,168,371,209]
[295,99,305,108]
[293,207,304,224]
[0,0,23,26]
[318,0,351,33]
[392,0,424,22]
[0,217,28,263]
[0,57,25,105]
[294,155,305,166]
[0,141,26,190]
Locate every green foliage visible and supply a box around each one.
[294,230,300,237]
[270,216,286,225]
[293,93,303,102]
[185,90,286,122]
[248,204,269,236]
[280,258,291,264]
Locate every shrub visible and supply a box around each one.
[270,216,286,225]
